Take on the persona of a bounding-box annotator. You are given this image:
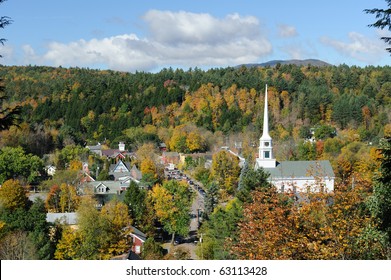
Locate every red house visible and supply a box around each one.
[129,226,147,255]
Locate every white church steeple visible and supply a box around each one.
[255,84,277,169]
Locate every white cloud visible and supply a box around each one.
[143,10,261,45]
[40,34,159,71]
[278,24,298,38]
[278,40,318,60]
[320,31,387,64]
[0,45,14,62]
[19,10,272,72]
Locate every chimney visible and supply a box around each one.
[119,142,125,152]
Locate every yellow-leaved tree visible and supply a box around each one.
[151,181,191,245]
[55,196,132,260]
[210,150,240,199]
[0,179,29,211]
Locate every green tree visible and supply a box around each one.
[151,181,191,245]
[0,147,44,184]
[141,237,163,260]
[236,164,271,203]
[75,195,103,259]
[54,145,89,170]
[194,165,211,186]
[210,150,240,198]
[368,137,391,243]
[314,124,336,140]
[26,197,56,259]
[365,0,391,53]
[0,1,21,131]
[0,94,21,131]
[0,187,55,259]
[40,170,79,191]
[96,169,110,181]
[0,0,12,49]
[297,141,316,160]
[204,181,219,216]
[197,198,243,259]
[123,181,147,228]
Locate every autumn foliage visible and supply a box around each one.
[233,183,388,259]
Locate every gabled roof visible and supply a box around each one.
[102,149,135,159]
[110,160,131,173]
[130,226,147,243]
[264,160,335,179]
[86,181,122,194]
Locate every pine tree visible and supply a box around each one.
[368,137,391,242]
[0,1,20,130]
[204,181,219,216]
[365,0,391,53]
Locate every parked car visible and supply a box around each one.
[174,236,183,245]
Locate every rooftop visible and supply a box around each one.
[264,160,335,179]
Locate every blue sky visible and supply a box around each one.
[1,0,390,72]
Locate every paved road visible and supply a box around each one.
[190,187,204,232]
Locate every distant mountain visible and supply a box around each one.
[238,59,332,68]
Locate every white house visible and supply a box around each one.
[255,85,335,193]
[45,165,56,176]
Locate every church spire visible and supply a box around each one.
[261,84,271,140]
[255,84,276,169]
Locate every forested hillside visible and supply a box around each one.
[1,63,391,260]
[0,64,390,164]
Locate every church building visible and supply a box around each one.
[255,85,335,193]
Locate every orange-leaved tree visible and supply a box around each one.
[233,182,388,259]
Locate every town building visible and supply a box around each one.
[255,85,335,192]
[86,142,135,161]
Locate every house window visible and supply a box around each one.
[135,245,141,254]
[264,151,270,159]
[280,185,285,192]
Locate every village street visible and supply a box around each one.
[162,169,205,259]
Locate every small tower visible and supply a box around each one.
[255,85,276,169]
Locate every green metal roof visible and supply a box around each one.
[264,160,335,179]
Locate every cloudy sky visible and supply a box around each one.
[1,0,390,72]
